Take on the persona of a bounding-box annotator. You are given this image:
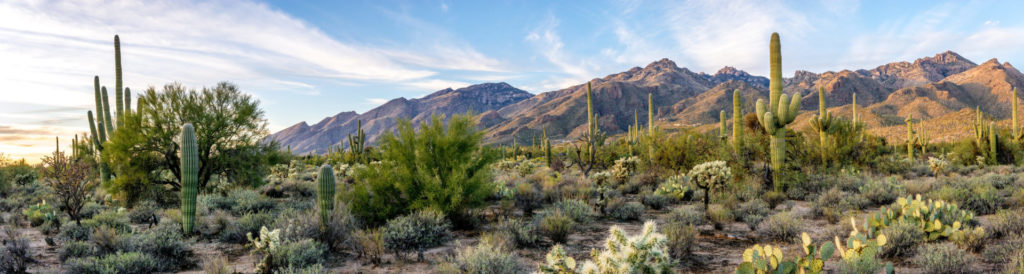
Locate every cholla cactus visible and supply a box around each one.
[610,156,640,182]
[247,226,282,274]
[688,161,732,215]
[538,245,577,273]
[580,222,673,274]
[655,174,691,201]
[927,157,948,176]
[589,171,613,186]
[540,222,672,274]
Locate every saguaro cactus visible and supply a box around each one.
[571,82,605,175]
[1013,88,1022,141]
[809,87,837,163]
[317,164,335,229]
[973,109,998,164]
[544,129,553,167]
[906,115,916,161]
[755,32,802,191]
[719,110,727,139]
[852,93,859,124]
[989,121,997,162]
[347,120,366,163]
[732,89,743,155]
[180,123,198,235]
[648,93,654,136]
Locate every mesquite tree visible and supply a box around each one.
[40,140,94,225]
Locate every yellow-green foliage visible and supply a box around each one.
[538,221,673,274]
[736,233,835,274]
[866,195,974,241]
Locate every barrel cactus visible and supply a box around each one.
[317,164,336,229]
[181,123,198,234]
[755,32,801,191]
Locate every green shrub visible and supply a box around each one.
[59,222,93,242]
[228,189,276,214]
[962,183,1001,215]
[811,187,848,224]
[82,210,131,233]
[707,205,734,230]
[666,205,705,227]
[608,202,644,221]
[987,209,1024,239]
[59,240,94,262]
[220,212,275,243]
[270,239,326,269]
[344,114,497,225]
[495,217,539,248]
[513,183,543,215]
[538,211,574,243]
[664,223,696,259]
[544,199,596,224]
[640,190,670,210]
[735,199,771,231]
[198,194,235,214]
[381,209,452,259]
[950,227,986,253]
[449,239,522,274]
[121,223,195,271]
[981,236,1021,264]
[762,190,786,210]
[758,212,801,242]
[66,252,160,274]
[0,227,31,273]
[858,178,904,206]
[878,222,923,258]
[128,201,160,225]
[912,243,971,274]
[90,226,120,255]
[198,210,231,240]
[274,264,325,274]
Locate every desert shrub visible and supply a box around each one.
[198,194,236,214]
[66,252,160,274]
[640,190,670,210]
[1008,249,1024,274]
[707,205,734,230]
[903,178,935,195]
[344,114,497,225]
[59,222,93,242]
[912,243,971,274]
[220,212,275,243]
[538,222,672,273]
[121,222,195,271]
[544,199,596,224]
[495,217,539,248]
[513,183,543,215]
[448,238,522,274]
[319,201,358,252]
[735,199,771,231]
[961,183,1001,215]
[664,223,697,259]
[202,256,234,274]
[59,240,94,262]
[269,239,326,270]
[762,190,786,209]
[858,178,904,206]
[878,222,923,258]
[82,210,131,233]
[274,264,325,274]
[539,211,575,243]
[78,202,105,220]
[758,212,801,242]
[981,236,1022,264]
[381,209,452,259]
[128,201,161,226]
[353,229,384,265]
[655,174,692,201]
[228,189,276,214]
[666,205,706,227]
[950,227,986,253]
[91,225,120,255]
[0,227,32,273]
[608,202,644,221]
[987,209,1024,239]
[198,210,231,240]
[22,200,57,227]
[811,187,844,217]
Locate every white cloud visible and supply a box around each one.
[366,98,390,105]
[525,16,597,89]
[662,0,813,76]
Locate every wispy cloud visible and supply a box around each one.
[525,15,597,90]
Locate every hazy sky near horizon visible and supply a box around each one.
[2,0,1024,162]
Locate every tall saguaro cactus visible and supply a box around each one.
[719,110,727,139]
[544,128,553,167]
[572,82,605,175]
[1013,88,1022,141]
[852,93,859,124]
[755,32,802,191]
[732,89,743,155]
[317,164,335,229]
[809,87,837,163]
[973,109,998,164]
[180,123,199,235]
[348,120,366,163]
[906,115,917,161]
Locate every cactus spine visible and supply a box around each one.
[317,164,335,230]
[810,87,836,163]
[732,89,743,155]
[180,123,198,235]
[755,33,802,191]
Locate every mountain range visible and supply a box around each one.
[268,51,1024,155]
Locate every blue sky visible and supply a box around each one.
[2,0,1024,161]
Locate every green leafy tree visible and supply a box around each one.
[344,113,497,225]
[103,82,282,203]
